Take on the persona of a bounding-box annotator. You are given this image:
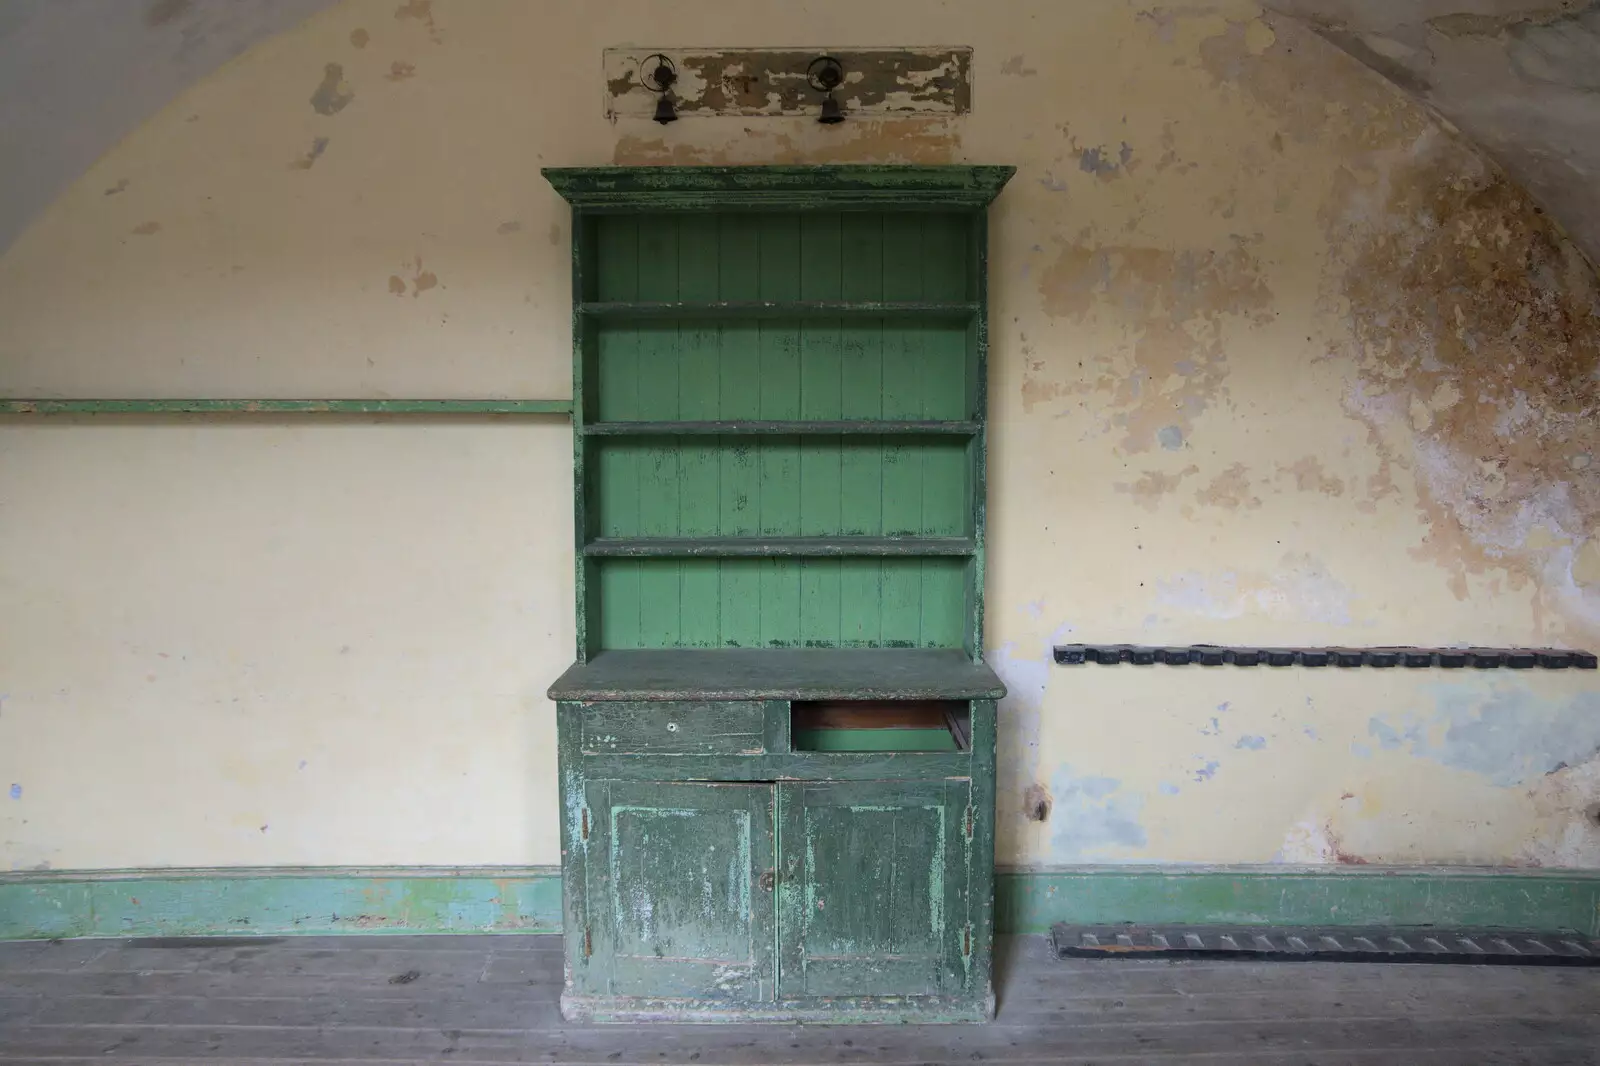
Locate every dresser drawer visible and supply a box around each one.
[576,700,772,755]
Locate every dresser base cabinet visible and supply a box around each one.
[551,654,1001,1024]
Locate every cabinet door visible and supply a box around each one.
[585,780,776,1001]
[776,779,971,999]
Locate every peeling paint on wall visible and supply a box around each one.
[989,634,1054,838]
[1507,6,1600,91]
[1196,463,1261,511]
[1047,766,1148,861]
[144,0,192,28]
[310,62,354,115]
[612,116,961,167]
[1523,753,1600,867]
[1369,684,1600,788]
[394,0,443,45]
[289,136,329,170]
[1179,8,1600,647]
[1078,141,1134,180]
[1280,456,1345,497]
[1329,133,1600,640]
[999,54,1037,77]
[603,48,971,119]
[387,255,437,299]
[1153,554,1358,625]
[1276,818,1338,863]
[1021,783,1052,822]
[1030,242,1273,452]
[1116,465,1199,510]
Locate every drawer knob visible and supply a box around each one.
[666,722,678,732]
[758,869,776,892]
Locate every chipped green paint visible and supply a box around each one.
[578,701,767,755]
[966,701,998,987]
[560,993,990,1024]
[555,707,993,1019]
[802,821,818,929]
[0,867,562,939]
[542,166,1009,1022]
[5,865,1598,942]
[994,865,1600,937]
[776,780,964,1003]
[570,208,595,663]
[543,165,1015,212]
[966,214,991,661]
[604,805,754,927]
[0,398,572,415]
[583,781,775,1003]
[930,806,948,948]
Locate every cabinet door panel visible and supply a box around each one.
[776,779,970,999]
[586,780,776,1001]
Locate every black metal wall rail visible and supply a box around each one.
[1053,645,1597,670]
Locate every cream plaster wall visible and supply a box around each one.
[1,0,1596,872]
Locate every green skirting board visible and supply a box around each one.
[3,866,1596,940]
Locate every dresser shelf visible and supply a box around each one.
[582,419,980,436]
[579,299,978,319]
[582,535,976,558]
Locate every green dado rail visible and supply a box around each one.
[0,399,571,415]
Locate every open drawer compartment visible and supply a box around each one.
[790,700,970,753]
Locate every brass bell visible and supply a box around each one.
[818,93,843,125]
[653,94,678,124]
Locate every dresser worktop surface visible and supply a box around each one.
[548,648,1006,702]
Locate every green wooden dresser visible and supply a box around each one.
[543,165,1013,1023]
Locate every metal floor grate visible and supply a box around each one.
[1052,924,1600,966]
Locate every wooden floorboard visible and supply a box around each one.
[1,934,1597,1064]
